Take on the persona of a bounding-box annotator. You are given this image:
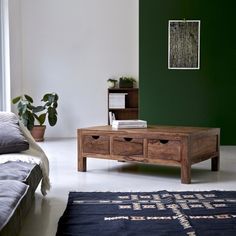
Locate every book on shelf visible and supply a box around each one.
[109,112,116,125]
[112,120,147,129]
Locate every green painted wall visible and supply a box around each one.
[139,0,236,144]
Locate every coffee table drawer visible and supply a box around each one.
[148,139,181,161]
[82,135,109,154]
[113,137,143,156]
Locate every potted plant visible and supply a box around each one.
[107,78,117,88]
[12,93,59,142]
[119,77,136,88]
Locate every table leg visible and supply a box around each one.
[78,156,87,172]
[77,129,87,172]
[212,134,220,171]
[211,155,220,171]
[181,137,191,184]
[181,165,191,184]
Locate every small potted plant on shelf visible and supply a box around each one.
[119,76,136,88]
[12,92,59,142]
[107,78,117,88]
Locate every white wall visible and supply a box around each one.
[9,0,138,137]
[8,0,22,102]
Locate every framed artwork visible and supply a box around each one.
[168,20,200,69]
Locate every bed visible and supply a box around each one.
[0,112,50,236]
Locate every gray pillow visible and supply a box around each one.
[0,112,29,154]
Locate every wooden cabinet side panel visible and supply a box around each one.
[191,135,217,158]
[126,89,139,108]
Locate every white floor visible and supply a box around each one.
[19,138,236,236]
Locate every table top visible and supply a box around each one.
[78,125,220,137]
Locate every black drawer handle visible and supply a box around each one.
[160,139,169,144]
[124,137,133,142]
[92,135,100,140]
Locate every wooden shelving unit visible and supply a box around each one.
[108,88,139,124]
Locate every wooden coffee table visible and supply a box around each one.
[77,125,220,184]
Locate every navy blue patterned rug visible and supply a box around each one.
[56,191,236,236]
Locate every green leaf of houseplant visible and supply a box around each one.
[32,105,45,113]
[41,93,50,102]
[48,107,57,126]
[25,111,35,130]
[37,113,46,126]
[24,94,34,103]
[12,96,21,104]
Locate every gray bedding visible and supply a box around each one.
[0,161,42,192]
[0,112,45,236]
[0,180,29,231]
[0,161,38,181]
[0,162,42,236]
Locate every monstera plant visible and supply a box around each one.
[12,93,59,141]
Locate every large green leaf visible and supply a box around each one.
[25,111,35,130]
[37,113,46,125]
[33,105,45,113]
[12,96,21,104]
[48,114,57,126]
[42,93,50,102]
[24,94,33,103]
[48,107,57,126]
[42,93,58,103]
[17,101,27,115]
